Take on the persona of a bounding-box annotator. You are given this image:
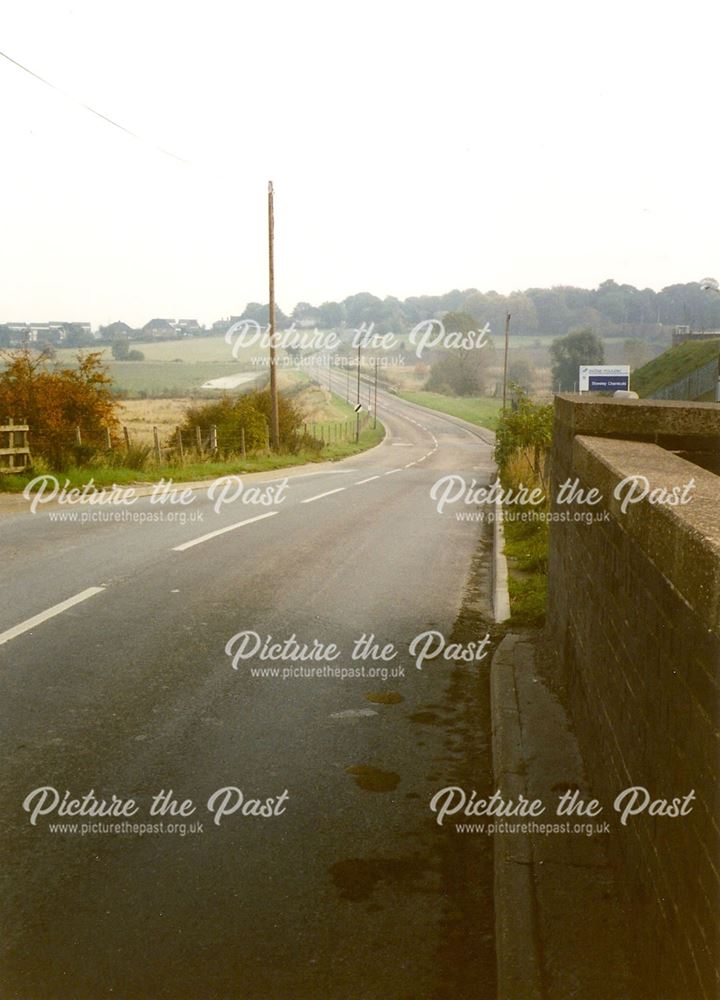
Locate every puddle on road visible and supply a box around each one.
[329,856,431,902]
[345,765,401,792]
[408,710,443,725]
[364,691,404,705]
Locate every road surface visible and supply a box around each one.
[1,385,498,1000]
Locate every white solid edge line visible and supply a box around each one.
[0,586,106,647]
[173,511,279,551]
[301,487,347,504]
[355,475,380,485]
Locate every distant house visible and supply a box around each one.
[2,321,92,346]
[67,322,93,339]
[212,316,243,335]
[142,318,177,339]
[29,324,54,341]
[100,321,136,340]
[7,323,32,343]
[176,319,203,336]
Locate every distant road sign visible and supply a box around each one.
[579,365,630,392]
[354,403,363,413]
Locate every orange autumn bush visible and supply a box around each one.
[0,349,120,469]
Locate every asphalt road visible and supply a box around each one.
[0,385,498,1000]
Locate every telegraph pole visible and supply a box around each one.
[502,311,511,411]
[373,358,378,429]
[355,342,361,443]
[267,181,280,450]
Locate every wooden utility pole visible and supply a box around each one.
[355,342,361,442]
[373,358,378,429]
[502,311,511,411]
[268,181,280,450]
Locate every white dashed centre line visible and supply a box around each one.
[355,475,380,485]
[173,511,279,551]
[0,586,106,647]
[301,487,347,504]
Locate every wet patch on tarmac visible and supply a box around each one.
[365,691,405,705]
[329,856,432,902]
[345,765,401,792]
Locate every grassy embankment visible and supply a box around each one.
[631,339,720,398]
[0,424,384,493]
[397,391,502,430]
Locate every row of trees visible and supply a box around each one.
[244,280,720,340]
[4,280,714,353]
[421,313,607,396]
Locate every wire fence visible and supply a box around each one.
[57,413,373,467]
[650,357,719,401]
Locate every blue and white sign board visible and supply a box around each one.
[579,365,630,392]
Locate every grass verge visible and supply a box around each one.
[502,514,548,628]
[0,424,385,493]
[398,391,501,430]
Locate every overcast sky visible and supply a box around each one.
[1,0,718,327]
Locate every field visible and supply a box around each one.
[104,361,266,397]
[116,375,356,446]
[117,398,196,445]
[52,335,287,398]
[54,335,264,365]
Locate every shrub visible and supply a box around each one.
[180,389,303,455]
[494,389,553,494]
[0,348,119,469]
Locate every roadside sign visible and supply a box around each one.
[354,403,363,413]
[579,365,630,392]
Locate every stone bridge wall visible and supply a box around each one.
[547,395,720,1000]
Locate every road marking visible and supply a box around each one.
[330,708,378,719]
[301,487,347,504]
[0,586,106,647]
[355,475,380,485]
[404,462,416,468]
[173,511,278,551]
[384,468,402,475]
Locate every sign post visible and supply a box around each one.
[579,365,630,392]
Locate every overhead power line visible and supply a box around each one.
[0,48,189,164]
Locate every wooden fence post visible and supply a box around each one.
[210,424,218,452]
[0,418,31,472]
[123,426,131,450]
[195,425,203,456]
[104,427,112,450]
[75,426,82,446]
[176,426,184,463]
[153,426,162,461]
[240,426,246,458]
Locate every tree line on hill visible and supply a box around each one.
[3,279,719,352]
[248,279,720,341]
